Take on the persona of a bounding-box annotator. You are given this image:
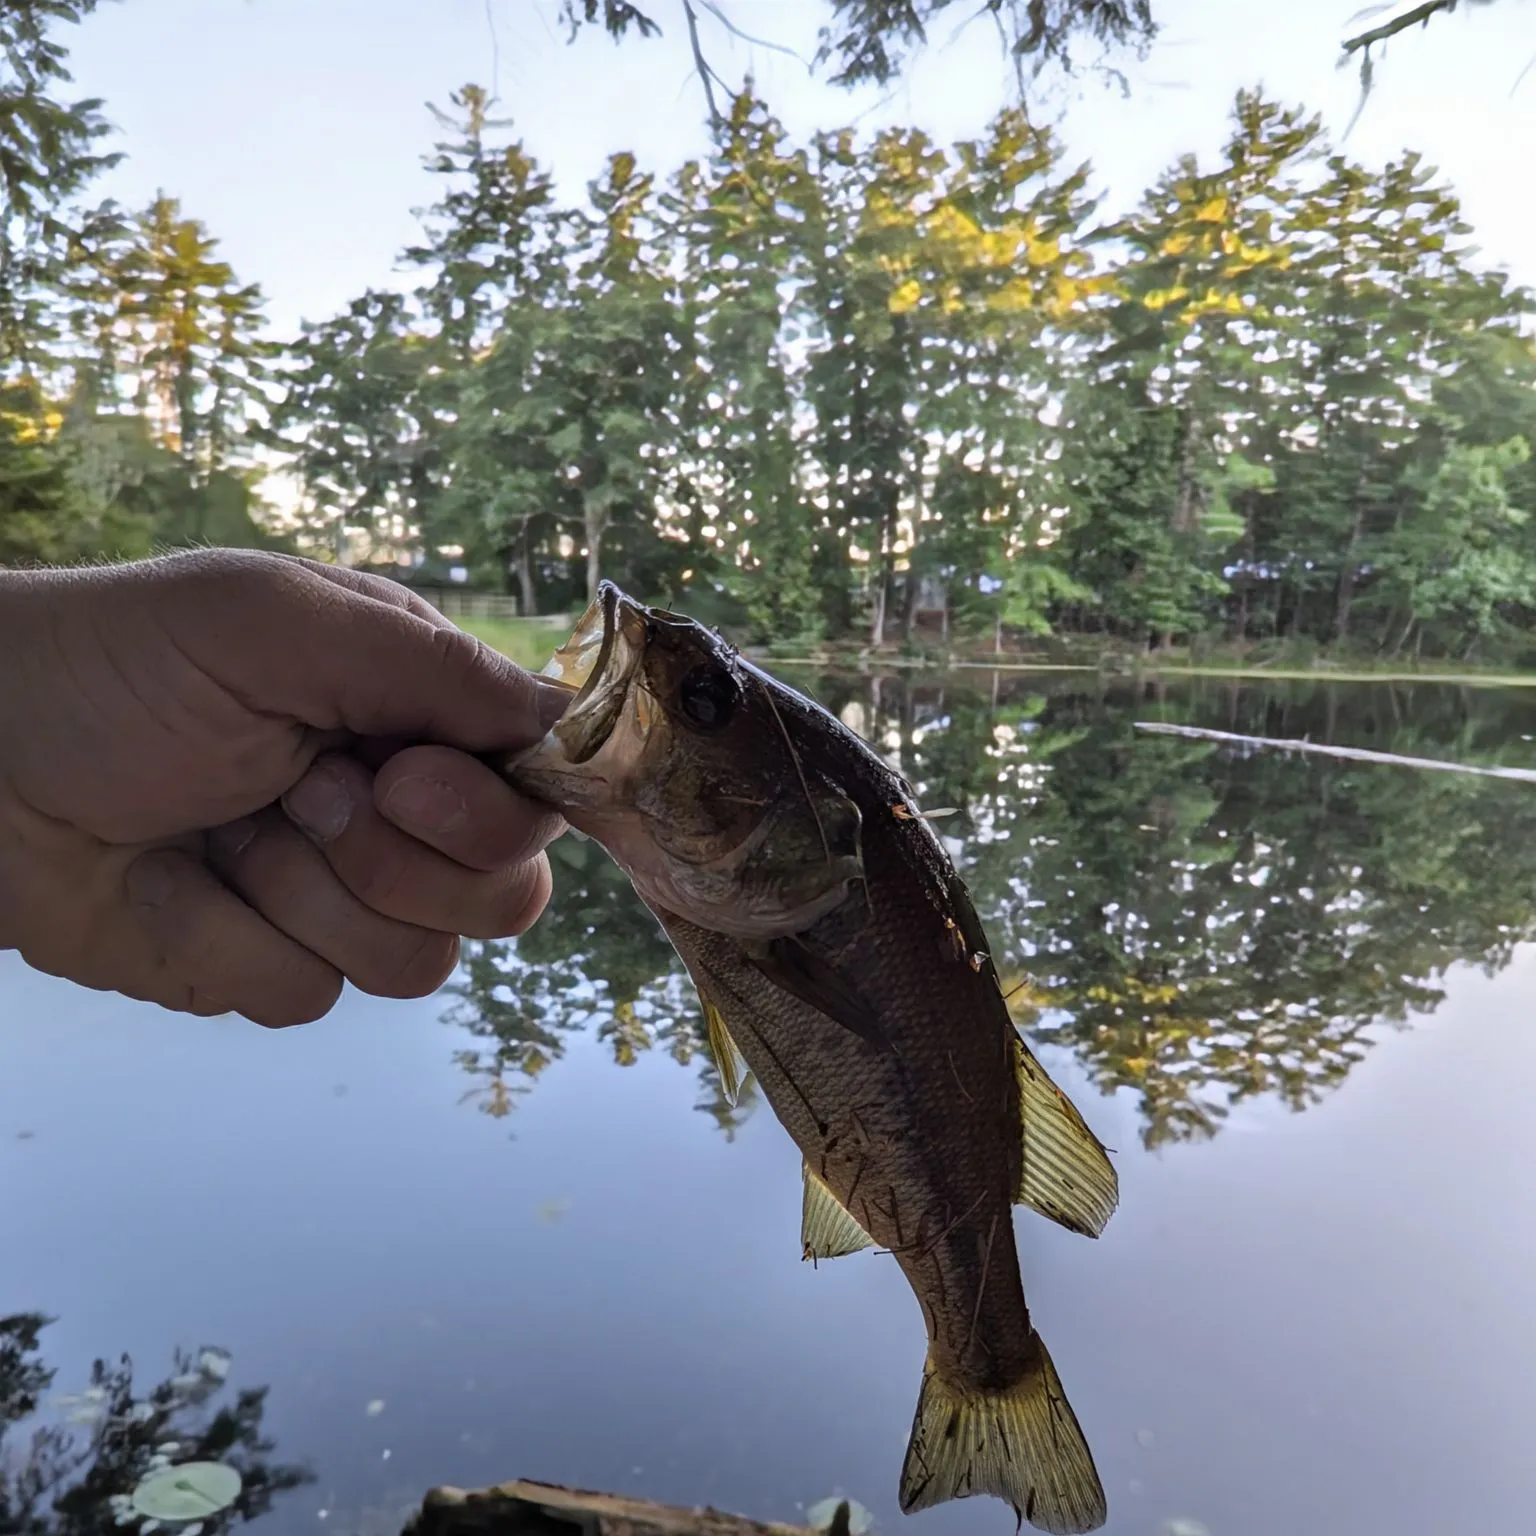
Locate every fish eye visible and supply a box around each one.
[678,664,740,731]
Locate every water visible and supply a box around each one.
[6,671,1536,1536]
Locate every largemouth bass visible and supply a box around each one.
[502,583,1119,1533]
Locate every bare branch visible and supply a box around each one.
[1340,0,1462,58]
[681,0,726,129]
[697,0,809,65]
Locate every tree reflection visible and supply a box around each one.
[943,679,1536,1147]
[444,834,757,1138]
[0,1312,311,1533]
[445,672,1536,1151]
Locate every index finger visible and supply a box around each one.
[374,744,566,872]
[158,550,573,754]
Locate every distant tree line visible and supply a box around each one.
[6,1,1536,662]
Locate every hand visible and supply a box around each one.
[0,549,570,1027]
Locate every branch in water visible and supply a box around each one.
[1134,720,1536,784]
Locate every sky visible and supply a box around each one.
[57,0,1536,339]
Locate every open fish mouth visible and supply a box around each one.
[530,580,649,765]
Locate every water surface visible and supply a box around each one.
[6,672,1536,1536]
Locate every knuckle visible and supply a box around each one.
[500,857,554,937]
[428,622,499,688]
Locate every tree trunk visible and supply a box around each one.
[899,569,920,642]
[1170,403,1201,535]
[584,512,606,606]
[1333,503,1366,642]
[869,572,889,648]
[506,533,537,615]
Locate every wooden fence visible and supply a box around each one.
[411,587,541,622]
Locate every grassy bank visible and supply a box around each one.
[458,615,572,673]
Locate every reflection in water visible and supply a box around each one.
[0,1312,310,1533]
[445,834,756,1138]
[446,671,1536,1152]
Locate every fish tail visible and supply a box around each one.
[898,1332,1106,1534]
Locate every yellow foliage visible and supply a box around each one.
[889,277,923,314]
[1188,290,1249,317]
[1025,233,1061,267]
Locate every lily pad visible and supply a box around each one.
[131,1462,242,1522]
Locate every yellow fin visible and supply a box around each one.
[1015,1035,1119,1239]
[701,996,746,1106]
[899,1336,1106,1533]
[801,1163,875,1262]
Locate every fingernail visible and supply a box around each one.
[531,679,572,734]
[209,817,259,860]
[282,764,353,842]
[383,775,467,835]
[126,852,177,910]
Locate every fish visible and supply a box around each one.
[500,582,1119,1534]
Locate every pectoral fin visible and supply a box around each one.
[801,1162,875,1262]
[700,993,746,1106]
[1015,1035,1119,1239]
[744,937,888,1050]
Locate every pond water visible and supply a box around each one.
[6,671,1536,1536]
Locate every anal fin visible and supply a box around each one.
[1016,1035,1119,1239]
[801,1162,875,1262]
[899,1334,1106,1533]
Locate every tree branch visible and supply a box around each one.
[1340,0,1462,59]
[681,0,726,129]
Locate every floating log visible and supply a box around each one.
[404,1480,839,1536]
[1133,721,1536,784]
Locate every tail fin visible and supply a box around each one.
[898,1334,1106,1535]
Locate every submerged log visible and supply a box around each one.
[404,1480,839,1536]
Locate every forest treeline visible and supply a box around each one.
[6,2,1536,661]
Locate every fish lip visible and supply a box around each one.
[530,581,648,766]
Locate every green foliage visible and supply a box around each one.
[0,5,284,567]
[9,1,1536,672]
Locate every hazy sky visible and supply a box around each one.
[60,0,1536,338]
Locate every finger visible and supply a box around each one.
[166,552,571,753]
[373,744,566,872]
[291,559,457,629]
[207,810,461,999]
[281,753,555,939]
[125,846,343,1027]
